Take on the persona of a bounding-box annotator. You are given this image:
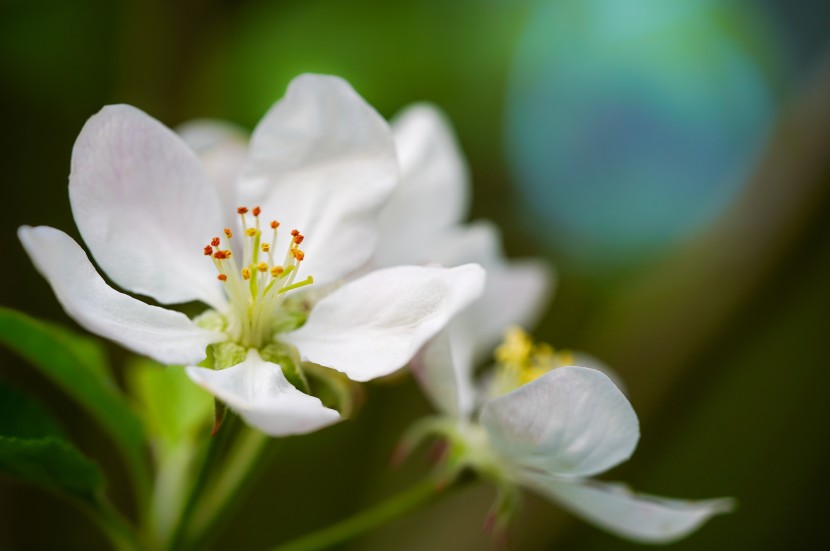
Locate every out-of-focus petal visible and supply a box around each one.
[186,349,339,437]
[411,330,476,419]
[18,226,223,365]
[282,264,486,382]
[240,74,398,286]
[69,104,225,308]
[520,473,735,544]
[177,119,248,222]
[374,103,469,266]
[480,366,639,478]
[433,221,553,365]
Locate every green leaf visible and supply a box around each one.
[0,384,65,439]
[0,307,148,495]
[0,435,104,505]
[0,384,104,505]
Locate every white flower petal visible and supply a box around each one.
[186,349,339,436]
[374,103,469,267]
[571,351,628,396]
[411,329,476,419]
[480,366,639,478]
[177,119,249,236]
[69,104,226,308]
[176,119,248,155]
[464,261,552,365]
[18,226,223,365]
[431,221,553,365]
[520,474,734,544]
[282,264,486,382]
[240,74,398,286]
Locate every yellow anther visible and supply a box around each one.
[495,326,534,369]
[256,262,268,273]
[245,228,257,237]
[494,327,574,389]
[261,243,270,253]
[241,268,251,280]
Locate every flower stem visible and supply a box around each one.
[179,425,272,549]
[270,479,443,551]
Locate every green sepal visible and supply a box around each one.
[303,363,359,417]
[212,399,228,437]
[260,342,309,393]
[0,384,104,506]
[210,342,247,370]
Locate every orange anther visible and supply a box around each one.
[252,206,261,217]
[203,245,213,256]
[293,234,304,245]
[224,228,233,238]
[213,250,230,260]
[270,220,279,229]
[270,266,284,277]
[290,249,305,261]
[241,268,251,280]
[237,206,248,215]
[211,237,221,247]
[217,274,228,282]
[291,229,300,237]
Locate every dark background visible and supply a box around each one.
[1,1,829,549]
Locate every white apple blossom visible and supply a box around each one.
[372,103,554,416]
[18,74,486,437]
[403,327,733,543]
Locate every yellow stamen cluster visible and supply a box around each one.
[201,205,314,347]
[494,326,574,388]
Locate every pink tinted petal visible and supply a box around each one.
[69,104,225,308]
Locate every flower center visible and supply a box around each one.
[489,326,573,396]
[202,205,314,348]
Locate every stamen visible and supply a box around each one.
[278,276,314,294]
[204,208,315,348]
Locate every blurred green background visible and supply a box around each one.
[1,0,829,549]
